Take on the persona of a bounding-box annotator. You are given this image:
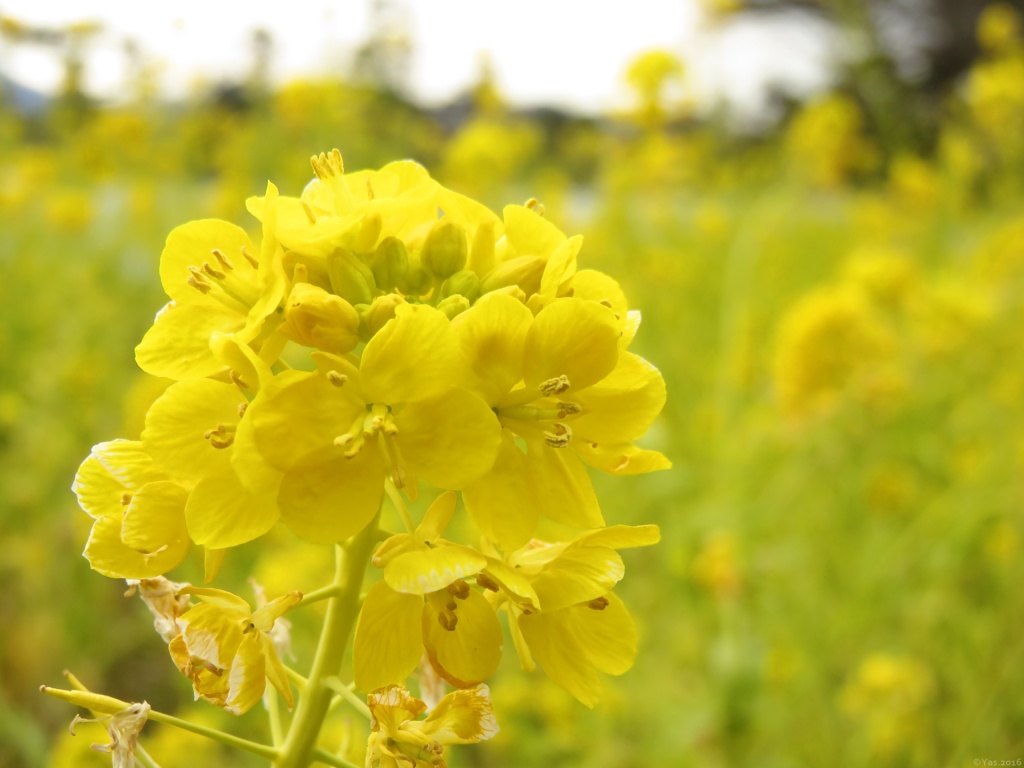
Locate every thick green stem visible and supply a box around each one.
[274,513,379,768]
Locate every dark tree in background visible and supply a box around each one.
[729,0,1024,153]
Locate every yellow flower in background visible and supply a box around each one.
[366,684,497,768]
[504,525,660,707]
[691,530,741,598]
[73,440,190,579]
[774,286,897,416]
[978,2,1022,53]
[456,294,669,549]
[169,586,300,715]
[353,493,505,692]
[241,303,501,543]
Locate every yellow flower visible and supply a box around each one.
[353,493,507,692]
[141,378,281,550]
[135,184,288,381]
[168,586,300,715]
[504,524,660,707]
[366,684,498,768]
[72,440,190,579]
[455,294,669,549]
[241,304,501,543]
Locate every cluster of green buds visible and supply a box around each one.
[48,149,670,768]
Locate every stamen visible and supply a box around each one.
[204,423,237,449]
[187,273,212,294]
[366,179,375,200]
[437,611,458,632]
[557,401,582,417]
[229,369,249,391]
[212,248,234,270]
[587,597,610,611]
[539,375,571,396]
[120,492,133,506]
[599,298,614,308]
[525,197,546,217]
[237,402,248,418]
[300,200,317,224]
[543,422,572,448]
[326,371,348,387]
[202,261,226,280]
[447,580,471,600]
[240,245,259,269]
[477,573,501,592]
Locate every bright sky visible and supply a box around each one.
[0,0,836,118]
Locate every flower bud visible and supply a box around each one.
[421,218,468,279]
[397,255,433,297]
[480,255,545,296]
[363,293,407,337]
[437,294,471,320]
[281,283,360,353]
[441,270,482,303]
[370,237,409,292]
[327,248,376,306]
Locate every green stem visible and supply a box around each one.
[312,747,361,768]
[297,584,343,608]
[267,687,284,747]
[323,677,371,719]
[274,513,380,768]
[135,744,162,768]
[384,480,415,533]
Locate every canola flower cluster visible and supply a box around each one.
[59,149,669,767]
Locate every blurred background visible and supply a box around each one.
[2,0,1023,765]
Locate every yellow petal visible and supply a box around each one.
[522,299,619,393]
[572,524,661,550]
[415,491,457,543]
[204,547,226,583]
[353,582,425,693]
[230,402,286,497]
[539,235,582,298]
[277,446,385,544]
[392,389,501,490]
[73,453,131,519]
[420,684,499,744]
[247,370,363,472]
[508,608,536,672]
[179,602,244,672]
[361,304,458,404]
[574,593,636,676]
[462,434,539,551]
[142,379,245,486]
[575,442,672,476]
[136,301,242,380]
[91,440,166,490]
[517,609,602,707]
[178,586,251,614]
[83,514,188,580]
[250,591,302,631]
[572,352,666,444]
[526,440,604,529]
[569,270,628,331]
[384,545,487,595]
[261,632,294,709]
[453,293,532,405]
[423,590,502,687]
[481,557,539,609]
[225,634,266,715]
[159,220,256,304]
[209,332,274,393]
[185,471,279,548]
[120,481,190,555]
[529,546,624,612]
[502,204,565,258]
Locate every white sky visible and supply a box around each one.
[0,0,836,118]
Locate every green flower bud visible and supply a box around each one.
[327,248,376,306]
[437,294,471,320]
[370,237,409,292]
[397,254,433,297]
[421,218,468,279]
[363,293,406,337]
[479,255,546,296]
[441,270,482,303]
